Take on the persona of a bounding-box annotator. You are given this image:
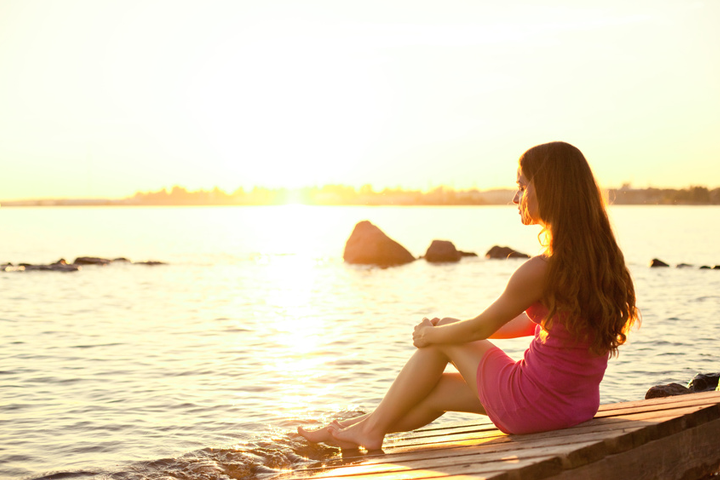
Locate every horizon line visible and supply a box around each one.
[3,182,720,204]
[2,184,719,207]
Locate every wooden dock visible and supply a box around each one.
[285,390,720,480]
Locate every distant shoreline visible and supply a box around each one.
[2,185,719,207]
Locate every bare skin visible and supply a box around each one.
[327,339,494,450]
[324,255,547,450]
[298,311,538,448]
[298,170,547,450]
[297,417,367,449]
[298,318,491,449]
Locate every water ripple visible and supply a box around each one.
[2,205,720,479]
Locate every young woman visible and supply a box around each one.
[298,141,639,450]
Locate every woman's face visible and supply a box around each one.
[513,168,542,225]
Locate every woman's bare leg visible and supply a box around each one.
[330,340,495,450]
[379,371,486,433]
[298,369,486,445]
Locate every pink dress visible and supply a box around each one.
[476,302,608,434]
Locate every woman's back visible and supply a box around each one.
[477,301,608,435]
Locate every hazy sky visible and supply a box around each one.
[1,0,718,200]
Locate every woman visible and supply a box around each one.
[298,141,639,450]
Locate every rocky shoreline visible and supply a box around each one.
[646,373,720,399]
[342,220,529,267]
[342,221,720,269]
[6,222,720,272]
[650,258,720,270]
[2,256,166,272]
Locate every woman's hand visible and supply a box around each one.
[413,317,435,348]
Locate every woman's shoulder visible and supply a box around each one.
[519,254,549,278]
[506,255,549,300]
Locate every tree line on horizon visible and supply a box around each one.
[3,184,719,207]
[125,184,720,206]
[127,184,509,206]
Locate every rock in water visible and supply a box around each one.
[21,263,81,272]
[645,383,690,399]
[73,257,112,265]
[343,221,415,267]
[688,373,720,392]
[485,245,530,259]
[645,372,720,399]
[650,258,669,267]
[424,240,462,263]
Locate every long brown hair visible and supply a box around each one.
[519,142,639,357]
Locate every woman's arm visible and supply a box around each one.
[430,314,535,339]
[413,256,546,347]
[488,312,536,339]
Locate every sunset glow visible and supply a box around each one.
[1,1,718,201]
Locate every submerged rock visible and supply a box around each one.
[3,256,167,272]
[20,263,81,272]
[676,263,693,268]
[73,256,112,266]
[424,240,461,263]
[645,383,690,399]
[650,258,669,267]
[343,221,415,267]
[645,372,720,399]
[424,240,478,263]
[688,373,720,392]
[485,245,530,260]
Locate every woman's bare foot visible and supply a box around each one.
[328,419,384,451]
[297,425,333,443]
[297,422,360,449]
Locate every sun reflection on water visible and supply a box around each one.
[262,255,323,351]
[253,245,338,415]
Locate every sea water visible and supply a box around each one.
[2,205,719,480]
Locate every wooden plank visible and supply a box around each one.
[290,408,703,479]
[397,391,720,438]
[304,451,569,479]
[297,440,614,480]
[287,422,665,480]
[597,390,720,411]
[289,455,562,480]
[547,416,720,480]
[288,395,720,480]
[426,417,720,480]
[391,393,720,445]
[285,428,642,480]
[383,404,712,452]
[291,404,714,478]
[399,391,720,438]
[595,391,720,417]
